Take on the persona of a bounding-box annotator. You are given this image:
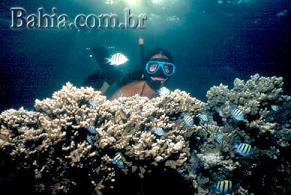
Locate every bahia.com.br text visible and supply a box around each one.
[10,7,148,30]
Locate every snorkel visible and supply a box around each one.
[138,38,145,68]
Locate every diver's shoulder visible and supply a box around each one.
[120,80,145,89]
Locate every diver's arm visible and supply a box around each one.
[83,72,105,89]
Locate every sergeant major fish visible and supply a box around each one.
[198,114,208,122]
[230,106,245,121]
[234,143,252,156]
[183,114,194,126]
[112,153,127,169]
[214,132,224,144]
[106,53,128,66]
[212,180,233,194]
[86,134,95,145]
[87,125,97,134]
[152,127,165,137]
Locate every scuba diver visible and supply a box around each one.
[84,38,176,100]
[84,40,185,195]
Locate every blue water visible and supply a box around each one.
[0,0,290,111]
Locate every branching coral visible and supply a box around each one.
[206,74,286,135]
[0,83,202,194]
[0,75,290,194]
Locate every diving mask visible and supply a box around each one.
[145,60,176,77]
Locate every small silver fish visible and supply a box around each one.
[88,99,99,109]
[87,126,97,134]
[148,13,161,21]
[107,46,116,49]
[183,114,194,126]
[230,107,245,121]
[276,10,288,17]
[234,143,252,156]
[217,0,223,4]
[158,87,170,96]
[271,105,279,112]
[105,0,114,5]
[166,16,180,23]
[106,53,128,66]
[198,114,208,122]
[225,0,252,4]
[213,180,233,194]
[236,0,247,4]
[152,127,165,137]
[112,153,127,169]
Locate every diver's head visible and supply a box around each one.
[144,48,175,90]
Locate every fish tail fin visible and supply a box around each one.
[210,182,218,193]
[106,58,112,65]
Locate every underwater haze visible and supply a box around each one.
[0,1,291,195]
[0,0,290,111]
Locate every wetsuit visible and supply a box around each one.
[110,80,158,100]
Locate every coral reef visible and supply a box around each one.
[0,83,202,194]
[0,74,290,194]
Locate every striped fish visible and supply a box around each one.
[106,53,128,66]
[112,153,127,169]
[213,180,233,194]
[158,87,170,96]
[198,114,208,122]
[183,114,194,126]
[214,133,224,144]
[230,107,245,121]
[152,127,165,137]
[86,134,95,145]
[234,143,252,156]
[87,125,97,134]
